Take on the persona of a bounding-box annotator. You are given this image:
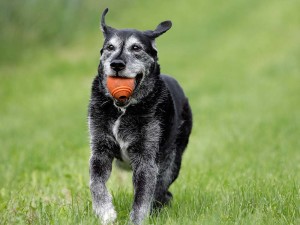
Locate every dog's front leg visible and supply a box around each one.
[90,151,116,224]
[130,158,158,225]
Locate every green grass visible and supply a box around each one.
[0,0,300,224]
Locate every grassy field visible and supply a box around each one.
[0,0,300,224]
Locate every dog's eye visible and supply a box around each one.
[107,45,115,51]
[131,45,142,52]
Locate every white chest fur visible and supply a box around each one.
[112,112,131,163]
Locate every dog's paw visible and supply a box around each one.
[93,202,117,224]
[130,206,149,225]
[152,191,173,210]
[101,208,117,224]
[130,211,142,225]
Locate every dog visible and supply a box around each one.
[88,8,192,224]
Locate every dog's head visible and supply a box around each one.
[98,8,172,107]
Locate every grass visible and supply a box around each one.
[0,0,300,224]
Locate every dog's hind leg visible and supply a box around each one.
[152,158,176,211]
[152,149,180,211]
[153,100,192,211]
[169,100,193,184]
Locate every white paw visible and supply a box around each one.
[101,207,117,224]
[94,202,117,224]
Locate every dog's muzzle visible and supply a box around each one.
[110,59,126,72]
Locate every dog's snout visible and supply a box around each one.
[110,60,125,72]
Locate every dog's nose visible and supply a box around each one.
[110,60,125,72]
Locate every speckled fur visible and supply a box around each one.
[88,8,192,225]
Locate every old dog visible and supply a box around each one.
[88,8,192,224]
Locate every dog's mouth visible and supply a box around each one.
[134,73,143,91]
[108,73,143,107]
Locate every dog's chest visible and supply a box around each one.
[112,112,131,163]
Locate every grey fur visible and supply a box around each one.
[88,8,192,225]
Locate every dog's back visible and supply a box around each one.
[161,74,186,117]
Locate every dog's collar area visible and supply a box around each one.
[114,99,130,107]
[113,96,138,109]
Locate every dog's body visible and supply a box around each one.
[88,9,192,224]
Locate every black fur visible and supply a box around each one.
[88,8,192,225]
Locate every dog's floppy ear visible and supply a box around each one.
[100,8,115,37]
[144,20,172,39]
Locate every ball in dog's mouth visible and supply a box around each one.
[107,76,135,103]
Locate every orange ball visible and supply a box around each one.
[106,76,135,102]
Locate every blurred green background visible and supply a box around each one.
[0,0,299,224]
